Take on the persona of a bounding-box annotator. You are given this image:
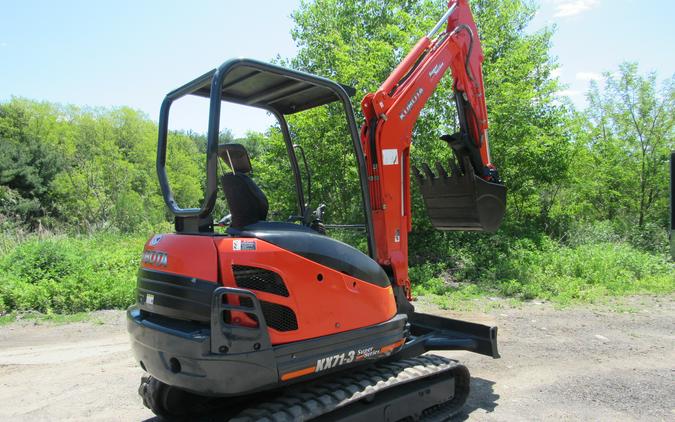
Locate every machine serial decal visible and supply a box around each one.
[399,87,424,121]
[142,250,168,267]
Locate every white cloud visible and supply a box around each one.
[552,0,600,17]
[576,71,602,81]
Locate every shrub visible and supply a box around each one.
[493,241,674,304]
[0,230,672,314]
[0,234,145,313]
[410,262,451,296]
[411,236,674,305]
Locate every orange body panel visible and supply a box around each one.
[141,234,219,281]
[214,237,397,345]
[140,233,398,346]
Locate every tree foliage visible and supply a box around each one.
[0,1,671,258]
[0,99,66,227]
[0,99,204,232]
[267,0,574,238]
[580,63,674,231]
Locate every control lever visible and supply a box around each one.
[313,204,326,221]
[310,204,327,234]
[216,214,232,227]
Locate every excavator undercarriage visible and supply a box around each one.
[131,295,497,420]
[139,356,470,421]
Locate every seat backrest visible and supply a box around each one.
[218,143,252,173]
[221,173,269,228]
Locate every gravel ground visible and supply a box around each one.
[0,296,673,421]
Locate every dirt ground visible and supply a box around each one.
[0,296,673,421]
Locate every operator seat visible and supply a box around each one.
[219,143,269,229]
[219,143,389,287]
[219,143,315,233]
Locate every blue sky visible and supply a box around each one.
[530,0,674,101]
[1,0,673,136]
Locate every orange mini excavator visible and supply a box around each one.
[128,1,506,420]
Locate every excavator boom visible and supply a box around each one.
[360,0,506,296]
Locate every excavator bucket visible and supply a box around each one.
[413,155,506,232]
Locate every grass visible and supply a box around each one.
[0,233,146,314]
[412,239,674,309]
[0,230,672,318]
[0,310,101,326]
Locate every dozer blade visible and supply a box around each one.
[413,155,506,232]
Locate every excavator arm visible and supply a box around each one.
[360,0,507,297]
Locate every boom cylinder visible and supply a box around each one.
[427,2,458,38]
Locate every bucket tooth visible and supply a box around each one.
[435,162,448,178]
[412,165,423,180]
[421,163,436,181]
[448,157,461,179]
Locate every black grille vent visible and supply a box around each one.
[260,301,298,331]
[232,265,289,297]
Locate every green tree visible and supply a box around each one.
[0,98,205,233]
[236,131,270,159]
[0,99,67,228]
[275,0,572,236]
[471,0,573,230]
[583,63,674,231]
[50,106,166,232]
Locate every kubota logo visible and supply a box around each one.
[428,62,444,78]
[142,250,168,267]
[399,88,424,121]
[149,234,163,246]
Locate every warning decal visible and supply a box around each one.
[382,149,399,165]
[233,240,256,251]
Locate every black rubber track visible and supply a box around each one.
[228,354,470,422]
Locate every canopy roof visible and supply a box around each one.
[181,62,356,115]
